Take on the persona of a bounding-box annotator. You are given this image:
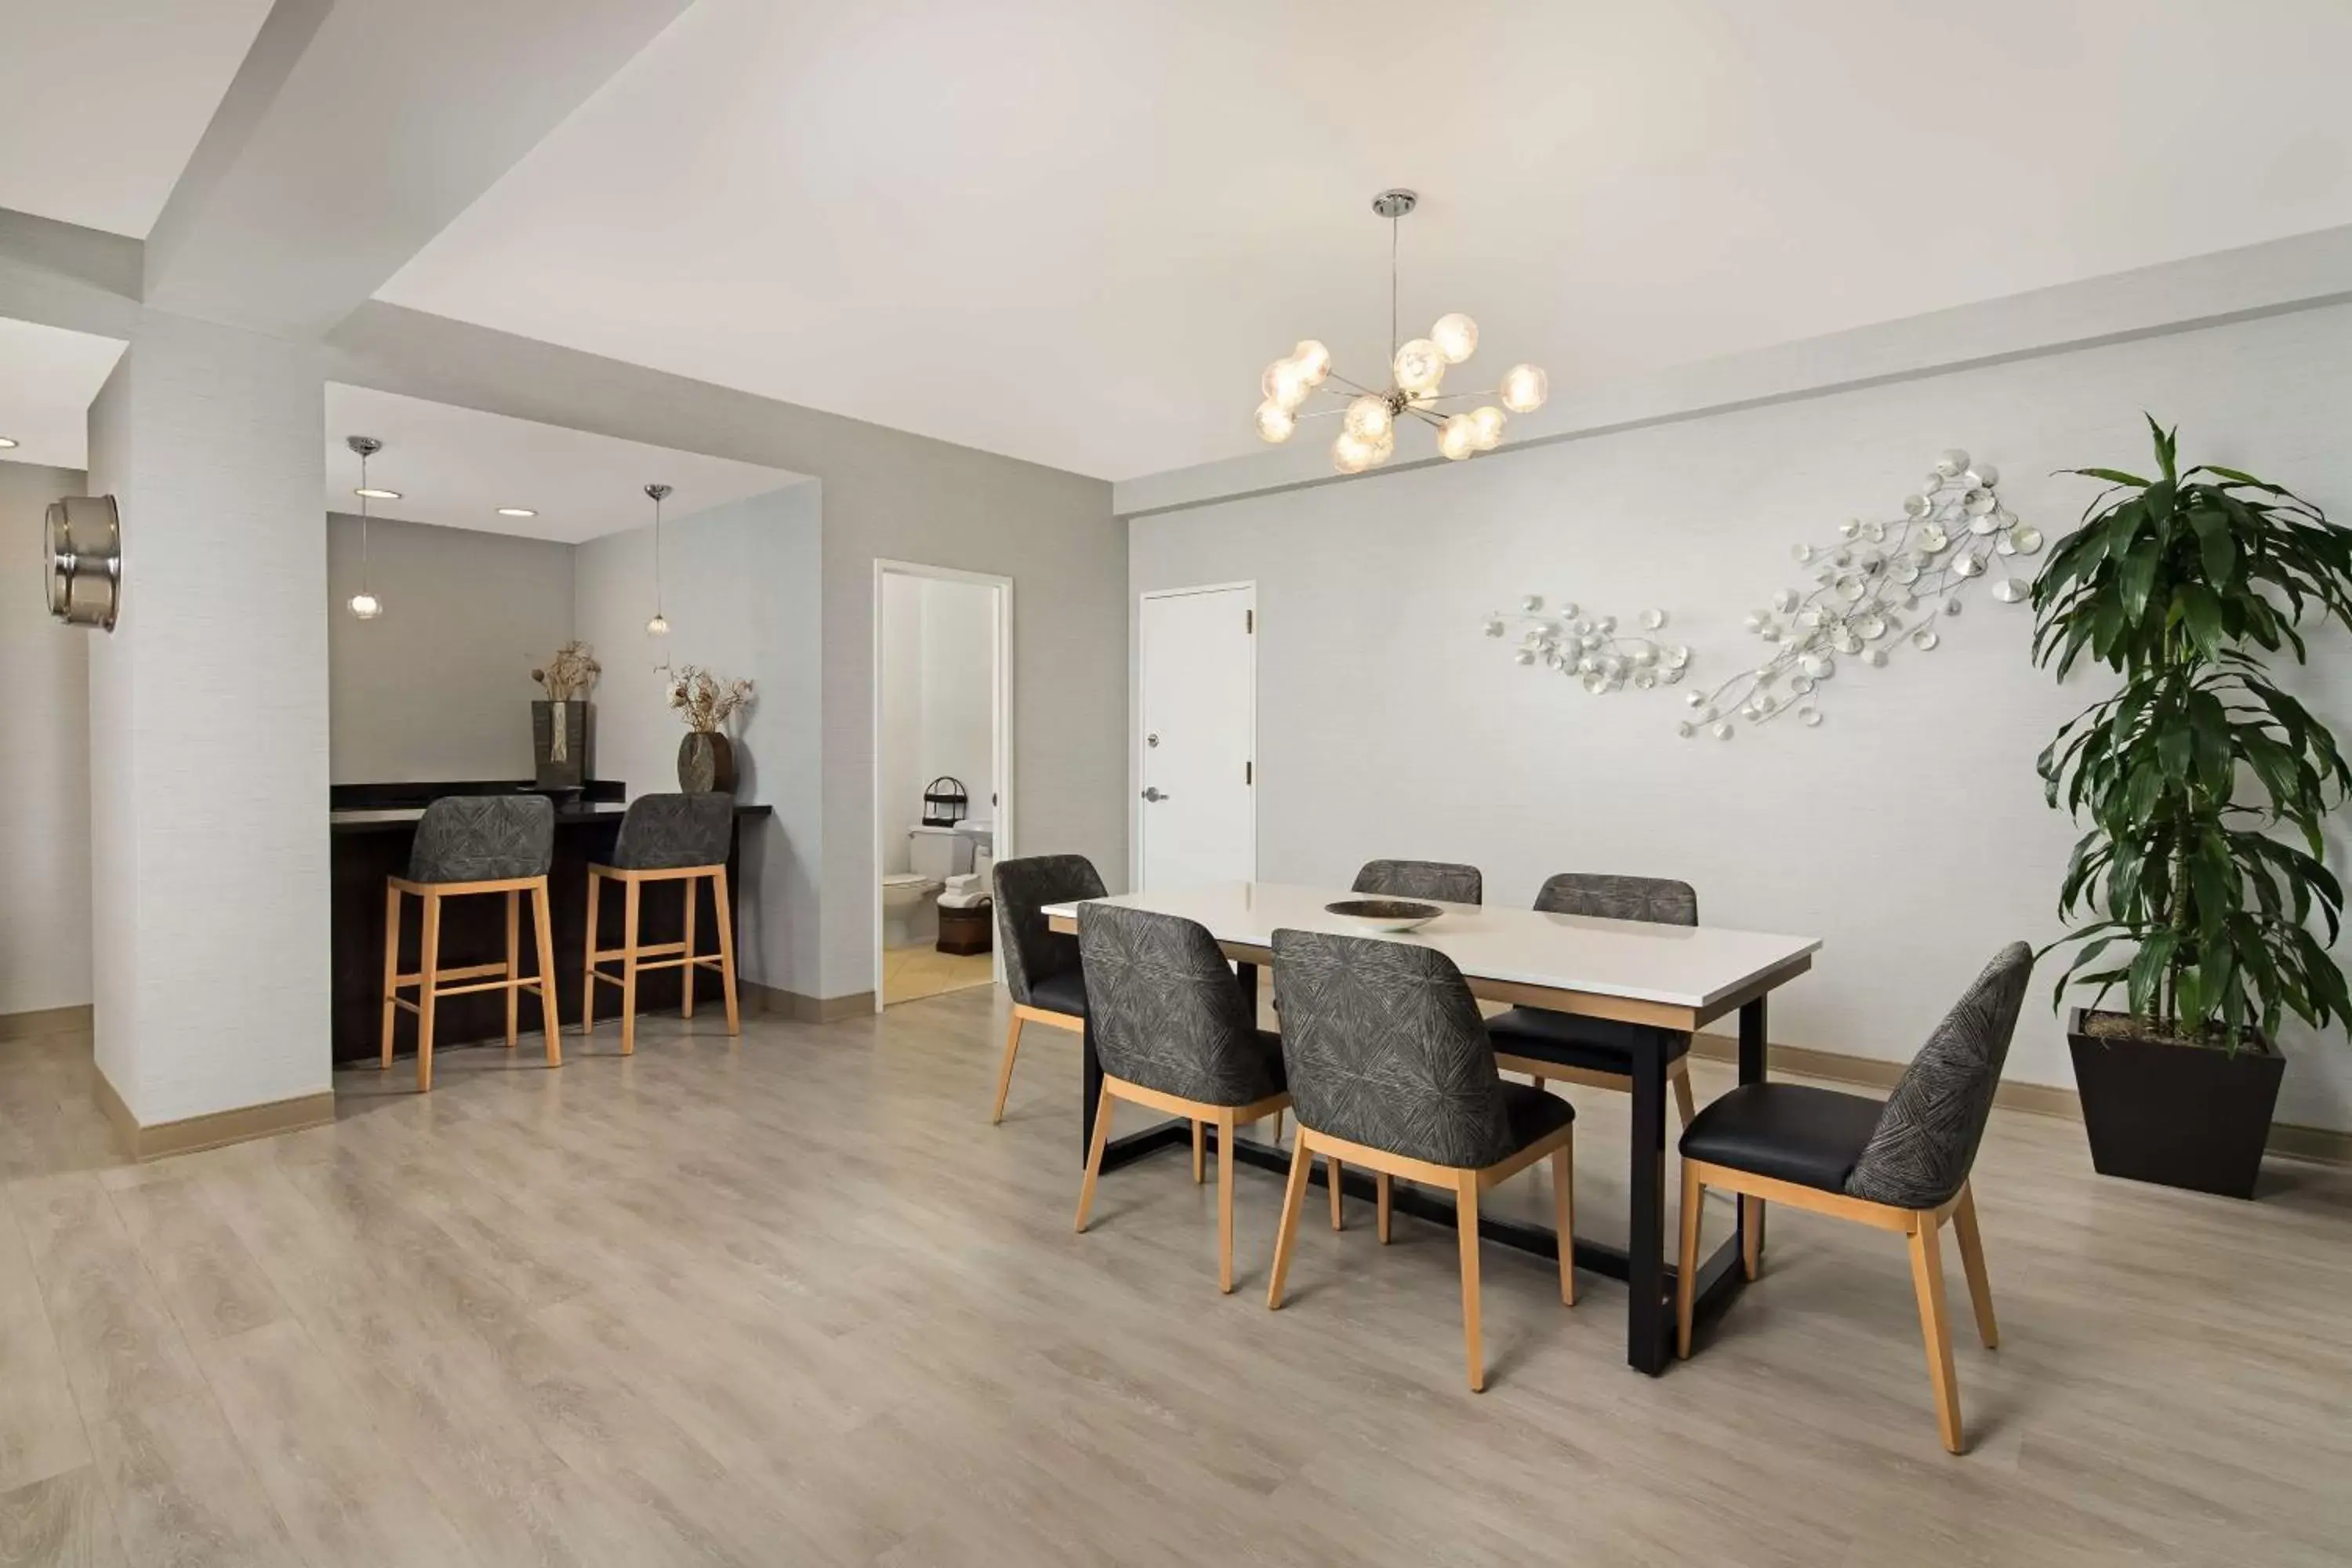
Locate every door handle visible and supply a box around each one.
[1140,787,1170,803]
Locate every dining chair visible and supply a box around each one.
[1675,942,2032,1454]
[989,853,1106,1122]
[1486,873,1701,1127]
[1074,905,1291,1292]
[1266,927,1575,1392]
[1350,858,1484,905]
[583,792,742,1054]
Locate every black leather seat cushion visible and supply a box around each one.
[1486,1007,1691,1076]
[1678,1083,1884,1193]
[1499,1082,1576,1152]
[1029,968,1089,1019]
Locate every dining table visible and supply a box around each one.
[1044,880,1821,1375]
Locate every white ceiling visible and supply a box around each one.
[378,0,2352,481]
[0,318,128,470]
[322,385,805,543]
[0,0,273,237]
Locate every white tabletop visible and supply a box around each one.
[1044,881,1820,1016]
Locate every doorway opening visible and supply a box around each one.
[872,561,1012,1009]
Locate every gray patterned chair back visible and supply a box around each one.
[1846,942,2034,1209]
[1534,872,1697,927]
[1078,906,1279,1106]
[992,854,1106,1010]
[406,796,554,884]
[612,792,734,871]
[1270,927,1515,1169]
[1352,859,1484,905]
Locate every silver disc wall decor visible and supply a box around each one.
[44,494,122,631]
[1484,594,1690,695]
[1678,450,2033,738]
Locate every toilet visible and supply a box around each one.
[882,825,975,948]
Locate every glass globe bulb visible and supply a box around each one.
[1500,362,1548,413]
[1262,358,1310,413]
[1253,399,1297,444]
[647,613,670,636]
[1370,427,1396,463]
[1392,338,1446,395]
[347,590,383,620]
[1332,431,1376,474]
[1344,394,1393,441]
[1438,414,1479,461]
[1469,405,1506,450]
[1430,314,1479,364]
[1291,339,1332,386]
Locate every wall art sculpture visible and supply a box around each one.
[1483,596,1691,695]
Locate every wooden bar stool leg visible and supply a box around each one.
[619,877,642,1055]
[581,870,602,1036]
[417,891,443,1093]
[532,879,561,1068]
[379,885,401,1070]
[710,866,740,1035]
[681,873,699,1020]
[505,890,521,1049]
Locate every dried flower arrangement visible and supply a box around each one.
[667,664,754,733]
[531,641,601,701]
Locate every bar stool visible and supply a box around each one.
[380,795,561,1093]
[583,792,741,1053]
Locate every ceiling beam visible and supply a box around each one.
[141,0,691,339]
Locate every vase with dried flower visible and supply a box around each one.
[669,664,754,793]
[531,641,601,789]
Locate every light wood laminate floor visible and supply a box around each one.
[2,993,2349,1566]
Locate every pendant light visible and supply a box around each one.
[346,436,386,619]
[644,483,672,636]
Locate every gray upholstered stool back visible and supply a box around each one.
[1079,905,1279,1106]
[992,854,1105,1009]
[1270,927,1515,1168]
[1352,859,1483,905]
[406,796,554,884]
[1845,942,2034,1209]
[611,791,734,871]
[1534,872,1697,927]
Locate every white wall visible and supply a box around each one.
[878,572,998,878]
[0,459,92,1018]
[326,512,575,782]
[878,572,925,877]
[574,481,824,998]
[1132,301,2352,1134]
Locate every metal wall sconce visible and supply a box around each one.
[45,494,122,631]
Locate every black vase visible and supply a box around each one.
[2067,1007,2285,1199]
[677,731,736,794]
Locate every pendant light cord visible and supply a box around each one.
[1389,213,1399,362]
[652,492,663,618]
[358,452,371,584]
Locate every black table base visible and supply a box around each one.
[1081,960,1767,1375]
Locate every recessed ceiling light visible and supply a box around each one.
[354,486,401,500]
[0,437,18,449]
[495,506,538,517]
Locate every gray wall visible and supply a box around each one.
[326,511,576,782]
[0,458,91,1018]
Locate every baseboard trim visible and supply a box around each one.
[0,1003,93,1042]
[1690,1033,2351,1167]
[744,982,880,1024]
[93,1068,336,1163]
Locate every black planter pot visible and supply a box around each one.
[2067,1007,2284,1200]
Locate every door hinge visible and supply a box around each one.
[1244,760,1253,786]
[1245,609,1254,633]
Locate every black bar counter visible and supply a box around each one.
[330,789,771,1064]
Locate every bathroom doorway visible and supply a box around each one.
[871,561,1012,1009]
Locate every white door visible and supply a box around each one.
[1138,584,1256,890]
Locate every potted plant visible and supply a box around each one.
[2031,419,2352,1197]
[668,664,755,793]
[531,641,601,789]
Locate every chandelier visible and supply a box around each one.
[1254,189,1548,473]
[346,435,386,620]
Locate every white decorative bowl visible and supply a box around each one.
[1323,898,1445,935]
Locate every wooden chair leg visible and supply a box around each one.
[1074,1084,1114,1232]
[1952,1184,1999,1350]
[1216,1111,1237,1294]
[1675,1161,1704,1358]
[1672,1062,1697,1128]
[681,874,698,1020]
[1376,1173,1392,1244]
[1740,1195,1762,1280]
[1907,1216,1965,1454]
[532,880,561,1068]
[1270,1109,1283,1145]
[1329,1158,1344,1231]
[581,870,601,1036]
[1531,1076,1546,1091]
[1555,1135,1577,1307]
[1266,1136,1313,1309]
[416,892,442,1094]
[1192,1120,1206,1185]
[1456,1173,1485,1392]
[505,890,521,1049]
[619,877,642,1055]
[379,885,401,1070]
[990,1012,1025,1124]
[710,866,740,1035]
